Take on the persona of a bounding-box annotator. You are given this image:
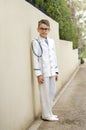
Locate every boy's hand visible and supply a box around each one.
[55,74,59,81]
[37,75,44,84]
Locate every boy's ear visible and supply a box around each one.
[37,28,39,32]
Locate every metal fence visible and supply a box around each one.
[25,0,46,13]
[25,0,47,6]
[25,0,36,5]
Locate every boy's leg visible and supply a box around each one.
[49,76,56,107]
[39,77,52,118]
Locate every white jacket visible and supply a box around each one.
[32,36,58,77]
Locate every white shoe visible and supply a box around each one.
[52,114,58,118]
[42,116,59,121]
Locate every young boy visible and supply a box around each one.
[32,19,59,121]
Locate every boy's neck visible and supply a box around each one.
[39,35,47,39]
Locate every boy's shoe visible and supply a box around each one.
[52,114,58,118]
[42,115,59,121]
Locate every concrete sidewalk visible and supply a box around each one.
[28,62,86,130]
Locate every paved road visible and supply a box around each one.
[28,62,86,130]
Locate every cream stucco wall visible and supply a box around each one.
[0,0,78,130]
[56,40,78,93]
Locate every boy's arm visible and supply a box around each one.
[53,40,59,81]
[53,40,59,74]
[31,40,42,77]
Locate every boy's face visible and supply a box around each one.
[37,23,50,38]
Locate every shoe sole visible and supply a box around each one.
[42,118,59,121]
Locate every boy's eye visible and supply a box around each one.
[39,28,50,31]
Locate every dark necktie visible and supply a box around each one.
[45,39,48,45]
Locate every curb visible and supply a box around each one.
[27,119,42,130]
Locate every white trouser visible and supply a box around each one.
[39,76,56,117]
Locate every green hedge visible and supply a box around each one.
[35,0,78,49]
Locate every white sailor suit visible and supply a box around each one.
[32,36,59,118]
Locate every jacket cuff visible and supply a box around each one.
[34,69,42,76]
